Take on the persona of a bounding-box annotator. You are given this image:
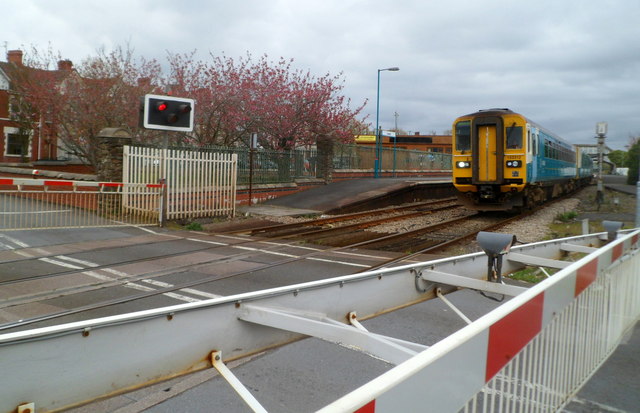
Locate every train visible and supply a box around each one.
[452,108,593,211]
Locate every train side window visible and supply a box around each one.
[527,129,531,153]
[544,140,549,157]
[506,125,523,149]
[455,121,471,152]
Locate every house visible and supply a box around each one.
[0,50,74,165]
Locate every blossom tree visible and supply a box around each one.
[12,45,367,177]
[10,45,162,167]
[165,52,367,149]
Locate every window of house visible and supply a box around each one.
[5,133,30,156]
[8,95,22,119]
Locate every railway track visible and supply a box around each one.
[0,221,441,332]
[236,192,582,256]
[224,198,460,237]
[0,196,563,334]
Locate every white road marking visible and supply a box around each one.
[7,229,377,306]
[186,238,228,246]
[0,234,30,249]
[307,257,369,267]
[38,257,84,270]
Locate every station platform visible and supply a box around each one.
[238,177,454,217]
[604,174,639,196]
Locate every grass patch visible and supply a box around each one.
[556,211,578,222]
[546,221,584,239]
[185,222,204,231]
[508,267,555,284]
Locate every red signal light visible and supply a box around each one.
[143,94,194,131]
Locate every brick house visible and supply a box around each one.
[0,50,75,166]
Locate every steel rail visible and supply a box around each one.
[227,198,458,235]
[0,195,577,331]
[266,204,464,240]
[0,202,459,288]
[360,194,576,271]
[0,223,443,331]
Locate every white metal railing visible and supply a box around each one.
[322,230,640,413]
[0,178,163,230]
[124,145,237,219]
[0,230,637,412]
[464,253,638,412]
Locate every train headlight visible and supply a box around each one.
[506,160,521,168]
[457,161,471,168]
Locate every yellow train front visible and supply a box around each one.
[452,108,592,211]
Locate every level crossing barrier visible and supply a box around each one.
[0,228,637,412]
[323,229,640,412]
[0,177,164,230]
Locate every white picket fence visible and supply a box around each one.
[123,146,237,220]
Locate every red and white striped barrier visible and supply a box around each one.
[320,230,640,413]
[0,177,164,189]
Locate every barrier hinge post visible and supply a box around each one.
[348,311,368,332]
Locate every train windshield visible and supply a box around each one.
[506,125,523,149]
[455,121,471,151]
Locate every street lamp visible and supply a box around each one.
[374,67,399,178]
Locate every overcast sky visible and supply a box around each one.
[3,0,639,150]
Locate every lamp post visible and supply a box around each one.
[374,67,399,178]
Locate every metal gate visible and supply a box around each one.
[0,178,163,230]
[123,146,237,220]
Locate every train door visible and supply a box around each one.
[531,128,539,182]
[472,116,503,184]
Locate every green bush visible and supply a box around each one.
[556,211,578,222]
[185,222,204,231]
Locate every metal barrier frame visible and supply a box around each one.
[0,229,637,412]
[322,229,640,413]
[0,178,164,230]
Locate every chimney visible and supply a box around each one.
[7,50,23,66]
[57,59,73,71]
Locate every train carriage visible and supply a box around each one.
[452,108,592,211]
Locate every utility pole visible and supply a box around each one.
[636,143,640,228]
[595,122,607,209]
[393,112,399,177]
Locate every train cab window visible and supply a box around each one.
[455,121,471,152]
[506,125,523,149]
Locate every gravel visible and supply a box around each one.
[498,198,580,243]
[209,185,636,251]
[262,196,582,245]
